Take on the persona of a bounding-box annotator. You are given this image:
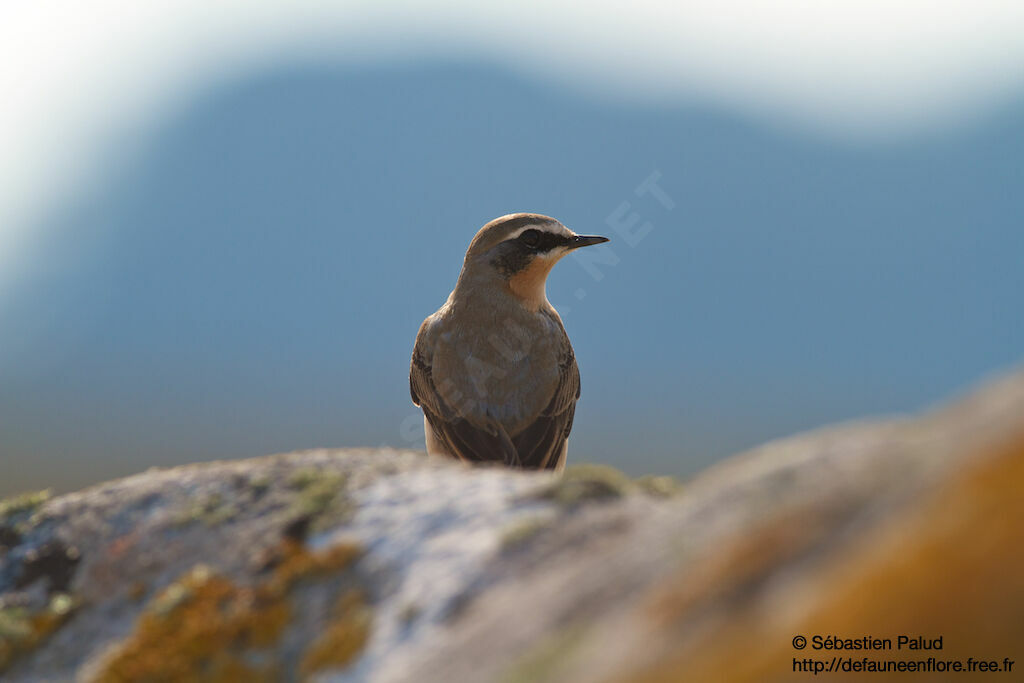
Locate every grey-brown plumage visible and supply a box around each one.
[410,213,608,470]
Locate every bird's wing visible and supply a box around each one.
[410,319,521,466]
[511,340,580,470]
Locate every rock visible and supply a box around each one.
[1,368,1023,681]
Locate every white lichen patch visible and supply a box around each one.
[311,466,558,682]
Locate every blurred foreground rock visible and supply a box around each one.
[2,367,1023,681]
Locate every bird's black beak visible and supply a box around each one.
[568,234,610,250]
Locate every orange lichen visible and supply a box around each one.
[300,589,373,675]
[619,430,1024,683]
[0,593,77,674]
[267,540,361,594]
[93,566,287,682]
[94,540,365,683]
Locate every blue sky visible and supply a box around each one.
[1,4,1023,495]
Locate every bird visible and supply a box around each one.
[410,213,608,471]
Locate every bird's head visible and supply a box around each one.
[461,213,608,308]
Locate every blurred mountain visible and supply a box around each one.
[1,62,1022,494]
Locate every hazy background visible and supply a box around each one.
[2,2,1023,496]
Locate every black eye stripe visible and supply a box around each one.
[491,229,573,277]
[521,229,541,246]
[518,229,571,252]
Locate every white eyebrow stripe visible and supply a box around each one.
[504,223,572,241]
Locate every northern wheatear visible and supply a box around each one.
[410,213,608,471]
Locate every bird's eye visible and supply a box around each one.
[520,229,541,247]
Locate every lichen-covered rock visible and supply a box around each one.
[1,367,1022,681]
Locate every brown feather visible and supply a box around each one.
[409,213,588,470]
[410,305,579,470]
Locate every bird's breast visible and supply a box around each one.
[433,309,566,435]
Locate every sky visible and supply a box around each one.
[4,1,1024,287]
[1,2,1023,495]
